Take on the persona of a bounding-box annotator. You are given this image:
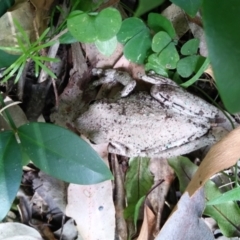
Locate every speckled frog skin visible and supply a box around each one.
[75,69,230,158]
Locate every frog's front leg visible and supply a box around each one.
[92,68,136,97]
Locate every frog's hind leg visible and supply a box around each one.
[146,127,229,158]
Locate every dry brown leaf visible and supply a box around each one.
[148,158,175,233]
[112,155,128,240]
[30,0,56,36]
[137,205,155,240]
[0,0,56,54]
[186,126,240,196]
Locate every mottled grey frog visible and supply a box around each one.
[75,69,232,158]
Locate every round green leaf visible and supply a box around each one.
[159,42,179,69]
[152,31,172,53]
[18,123,113,185]
[181,39,200,55]
[117,17,147,44]
[123,30,152,64]
[95,8,122,41]
[67,10,97,43]
[147,13,176,38]
[177,55,202,78]
[0,131,22,221]
[95,36,117,56]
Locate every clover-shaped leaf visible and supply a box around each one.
[152,31,172,53]
[67,8,121,43]
[148,13,176,38]
[159,42,179,69]
[117,18,152,64]
[177,55,205,78]
[145,53,168,76]
[181,39,200,55]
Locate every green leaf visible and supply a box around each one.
[67,11,97,43]
[124,157,153,220]
[67,8,121,43]
[71,0,104,12]
[0,50,20,68]
[168,156,196,192]
[123,30,152,64]
[180,57,210,87]
[147,13,176,39]
[18,123,113,185]
[95,8,122,41]
[134,0,165,17]
[117,18,152,63]
[204,181,240,237]
[181,39,200,55]
[152,31,172,53]
[168,156,240,237]
[95,36,117,56]
[202,0,240,113]
[0,0,14,18]
[134,196,145,229]
[145,53,169,77]
[117,17,147,44]
[158,42,179,69]
[0,131,22,221]
[177,55,203,78]
[207,187,240,205]
[170,0,202,17]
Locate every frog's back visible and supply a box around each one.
[75,92,211,155]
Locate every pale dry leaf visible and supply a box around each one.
[137,205,155,240]
[83,42,123,68]
[0,222,42,240]
[155,189,214,240]
[187,13,208,57]
[161,4,189,39]
[0,1,35,54]
[204,65,215,80]
[186,126,240,196]
[66,181,115,240]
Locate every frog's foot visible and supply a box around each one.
[92,68,136,97]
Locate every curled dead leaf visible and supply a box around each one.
[186,126,240,196]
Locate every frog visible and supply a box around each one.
[74,69,232,158]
